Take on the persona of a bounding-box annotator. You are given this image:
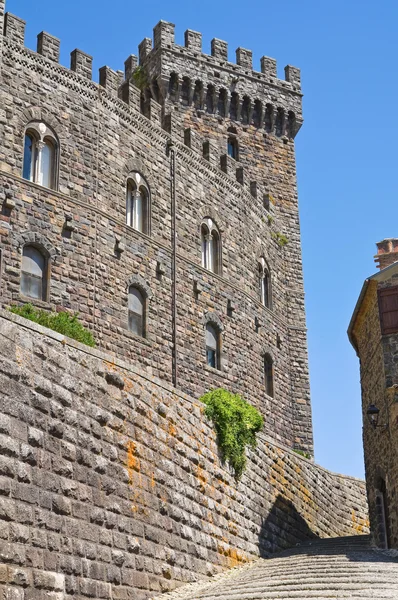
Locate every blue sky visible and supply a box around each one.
[8,0,397,479]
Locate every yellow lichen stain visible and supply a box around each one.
[351,509,370,534]
[216,545,249,568]
[151,471,156,489]
[168,422,176,437]
[126,441,140,485]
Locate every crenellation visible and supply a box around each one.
[37,31,60,62]
[119,80,141,110]
[99,65,123,96]
[184,127,202,154]
[153,20,175,49]
[236,47,253,70]
[70,49,93,79]
[144,97,162,125]
[285,65,301,89]
[261,55,277,79]
[202,139,219,167]
[4,13,25,45]
[124,54,138,80]
[211,38,228,61]
[139,37,152,65]
[184,29,202,53]
[236,165,245,185]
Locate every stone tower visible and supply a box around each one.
[0,8,312,453]
[138,22,312,452]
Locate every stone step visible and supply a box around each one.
[151,535,398,600]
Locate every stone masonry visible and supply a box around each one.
[0,3,312,454]
[0,311,369,599]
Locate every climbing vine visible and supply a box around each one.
[200,388,264,480]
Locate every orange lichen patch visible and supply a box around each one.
[196,465,207,492]
[217,545,249,568]
[126,440,140,486]
[168,422,176,437]
[151,472,156,489]
[228,521,238,536]
[351,509,370,534]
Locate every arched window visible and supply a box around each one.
[206,323,220,369]
[128,286,145,337]
[259,257,271,308]
[21,245,47,300]
[22,122,58,189]
[287,111,296,139]
[218,89,227,117]
[193,80,203,110]
[201,218,220,274]
[264,104,274,133]
[252,100,262,128]
[275,108,285,137]
[241,96,251,125]
[168,73,179,102]
[181,77,191,106]
[230,92,238,121]
[206,84,215,113]
[126,173,150,234]
[264,354,274,398]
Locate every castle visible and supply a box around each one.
[0,3,370,598]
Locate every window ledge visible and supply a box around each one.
[204,364,223,375]
[16,295,52,310]
[120,327,153,347]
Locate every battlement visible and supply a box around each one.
[1,10,293,200]
[1,10,302,137]
[144,20,301,92]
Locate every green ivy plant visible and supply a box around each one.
[293,449,312,459]
[132,66,148,91]
[9,304,96,348]
[200,388,264,480]
[272,231,289,247]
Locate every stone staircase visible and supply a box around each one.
[154,536,398,599]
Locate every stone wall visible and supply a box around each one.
[0,312,368,599]
[351,271,398,549]
[0,5,312,453]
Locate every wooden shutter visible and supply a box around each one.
[378,285,398,334]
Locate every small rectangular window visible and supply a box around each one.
[206,348,217,369]
[378,286,398,335]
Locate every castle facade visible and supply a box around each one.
[0,4,312,453]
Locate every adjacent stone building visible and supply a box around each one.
[348,239,398,549]
[0,3,313,453]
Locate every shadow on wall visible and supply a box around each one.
[258,494,319,557]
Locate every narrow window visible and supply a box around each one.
[241,96,250,125]
[39,139,55,188]
[206,85,215,113]
[264,354,274,398]
[218,89,227,117]
[227,137,238,160]
[259,258,271,308]
[22,124,58,190]
[169,73,179,102]
[21,245,47,300]
[128,286,145,337]
[275,108,285,137]
[253,100,262,128]
[23,133,37,181]
[126,174,150,235]
[230,92,238,120]
[206,323,220,369]
[264,104,274,133]
[193,80,203,110]
[181,77,191,106]
[201,218,220,274]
